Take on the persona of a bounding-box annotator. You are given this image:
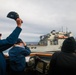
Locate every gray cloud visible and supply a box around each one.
[0,0,76,42]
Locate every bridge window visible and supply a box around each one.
[31,47,37,49]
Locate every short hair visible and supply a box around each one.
[15,38,23,44]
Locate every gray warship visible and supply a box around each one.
[27,30,73,52]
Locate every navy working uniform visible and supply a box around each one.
[48,37,76,75]
[9,38,31,75]
[0,27,22,75]
[9,45,31,72]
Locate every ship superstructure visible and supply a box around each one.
[27,30,73,52]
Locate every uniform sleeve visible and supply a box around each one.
[20,46,31,56]
[0,27,22,51]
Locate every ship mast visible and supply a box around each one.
[66,27,68,33]
[62,26,63,32]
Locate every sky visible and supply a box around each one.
[0,0,76,42]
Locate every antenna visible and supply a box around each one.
[62,26,63,32]
[66,27,68,33]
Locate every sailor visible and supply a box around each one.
[48,37,76,75]
[0,17,22,75]
[9,38,31,75]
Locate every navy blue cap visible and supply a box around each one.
[61,37,76,53]
[7,11,19,20]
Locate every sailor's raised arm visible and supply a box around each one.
[0,18,22,45]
